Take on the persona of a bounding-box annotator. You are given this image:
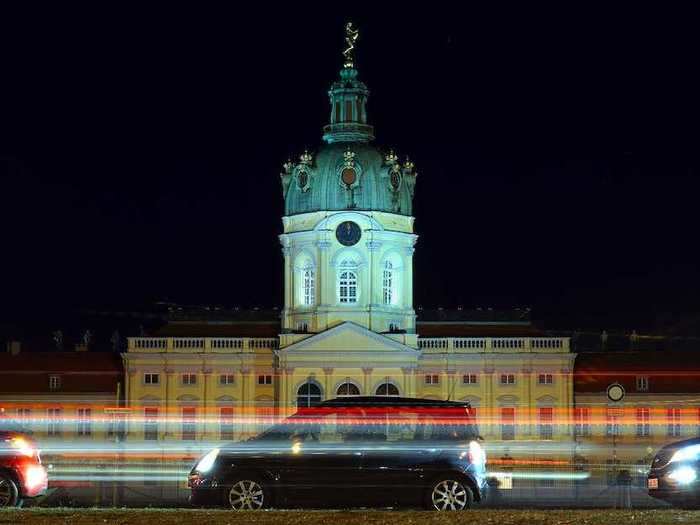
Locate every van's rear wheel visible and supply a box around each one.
[426,478,472,511]
[227,479,268,510]
[0,474,19,508]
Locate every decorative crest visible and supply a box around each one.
[403,157,415,174]
[282,159,294,174]
[385,150,399,165]
[343,22,359,69]
[299,150,313,166]
[343,147,357,168]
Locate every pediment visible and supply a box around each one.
[278,322,419,356]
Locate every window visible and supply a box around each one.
[336,381,360,397]
[338,262,358,303]
[606,412,621,437]
[49,375,61,391]
[182,373,197,385]
[77,408,92,436]
[302,267,315,306]
[297,382,322,408]
[500,374,516,385]
[538,374,553,385]
[501,408,515,440]
[382,260,394,305]
[334,101,341,123]
[636,407,650,437]
[345,99,353,122]
[144,373,160,385]
[16,408,30,423]
[538,407,553,440]
[636,376,649,392]
[296,321,309,332]
[47,408,62,436]
[667,408,681,437]
[258,374,273,385]
[144,407,158,441]
[182,407,196,440]
[424,374,440,385]
[220,407,234,440]
[463,374,478,385]
[219,374,235,385]
[574,408,591,437]
[376,382,400,397]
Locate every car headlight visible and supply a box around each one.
[10,437,34,458]
[195,448,219,473]
[670,444,700,464]
[668,466,697,485]
[467,440,485,465]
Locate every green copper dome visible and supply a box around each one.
[280,61,417,217]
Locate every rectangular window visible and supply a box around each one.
[538,373,553,385]
[538,407,554,440]
[636,376,649,392]
[182,373,197,385]
[257,374,273,385]
[667,408,681,437]
[501,408,515,440]
[574,407,591,437]
[500,374,516,385]
[49,375,61,391]
[77,408,92,436]
[462,374,478,385]
[219,374,235,385]
[144,407,158,441]
[16,408,31,423]
[220,407,234,440]
[345,99,353,122]
[182,407,196,440]
[606,413,620,437]
[636,407,650,437]
[47,408,62,436]
[144,373,160,385]
[334,101,341,123]
[425,374,440,385]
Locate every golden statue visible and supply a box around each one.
[343,22,359,68]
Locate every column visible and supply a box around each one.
[316,240,331,308]
[322,368,334,399]
[362,367,373,395]
[202,368,213,441]
[522,367,533,437]
[404,245,415,311]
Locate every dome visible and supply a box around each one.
[280,65,417,217]
[281,142,416,217]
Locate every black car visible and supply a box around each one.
[648,437,700,507]
[189,396,488,510]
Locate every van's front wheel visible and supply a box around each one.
[426,478,472,511]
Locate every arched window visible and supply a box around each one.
[382,260,394,305]
[336,381,360,397]
[375,381,399,397]
[338,260,358,303]
[302,267,315,306]
[297,382,322,408]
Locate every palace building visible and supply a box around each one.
[122,30,575,447]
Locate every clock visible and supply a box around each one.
[336,221,361,246]
[606,383,625,403]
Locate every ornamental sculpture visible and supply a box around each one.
[343,22,359,69]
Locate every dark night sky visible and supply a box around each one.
[1,5,699,331]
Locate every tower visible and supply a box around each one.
[279,24,418,344]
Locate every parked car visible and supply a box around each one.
[0,431,48,507]
[648,437,700,507]
[189,396,487,510]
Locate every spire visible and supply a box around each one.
[322,23,375,144]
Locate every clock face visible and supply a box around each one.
[336,221,361,246]
[607,383,625,402]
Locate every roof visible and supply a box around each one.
[0,352,122,394]
[417,323,545,338]
[150,321,279,338]
[318,396,471,408]
[574,351,700,394]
